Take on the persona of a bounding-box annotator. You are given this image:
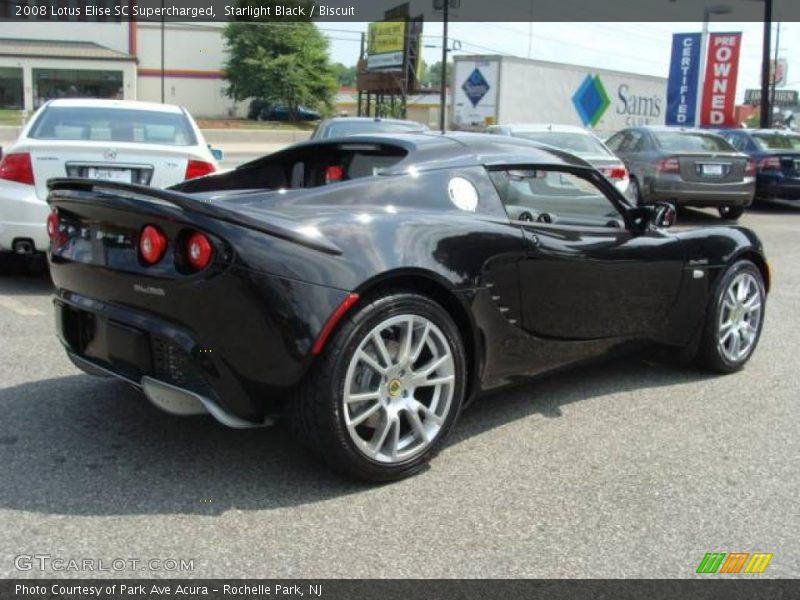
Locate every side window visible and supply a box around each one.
[606,132,625,152]
[489,168,624,227]
[624,130,644,152]
[724,133,743,150]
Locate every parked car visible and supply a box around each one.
[247,100,321,122]
[605,126,755,220]
[485,124,629,194]
[258,105,321,122]
[0,99,218,267]
[717,128,800,203]
[47,133,769,481]
[310,117,428,140]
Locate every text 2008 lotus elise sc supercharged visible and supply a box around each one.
[47,134,769,481]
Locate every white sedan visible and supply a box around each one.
[0,99,218,264]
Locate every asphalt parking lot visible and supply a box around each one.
[0,203,798,579]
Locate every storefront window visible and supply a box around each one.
[32,69,123,108]
[0,67,23,109]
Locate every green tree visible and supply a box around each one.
[420,61,452,89]
[332,63,358,87]
[223,2,337,120]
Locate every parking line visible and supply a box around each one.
[0,296,45,317]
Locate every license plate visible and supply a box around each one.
[701,164,724,176]
[87,168,132,183]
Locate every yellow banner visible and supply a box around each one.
[368,20,406,56]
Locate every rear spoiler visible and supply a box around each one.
[47,178,342,256]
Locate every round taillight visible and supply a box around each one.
[186,232,213,270]
[46,211,59,240]
[139,225,167,265]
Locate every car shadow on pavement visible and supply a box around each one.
[0,264,52,296]
[0,357,715,517]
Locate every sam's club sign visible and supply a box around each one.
[666,32,702,126]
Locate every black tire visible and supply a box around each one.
[718,205,745,220]
[695,260,766,373]
[286,291,467,482]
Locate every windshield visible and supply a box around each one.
[514,132,613,157]
[323,120,426,139]
[753,133,796,150]
[654,132,734,152]
[29,106,197,146]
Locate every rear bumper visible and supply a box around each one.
[649,176,755,207]
[756,177,800,201]
[52,272,350,425]
[0,181,49,252]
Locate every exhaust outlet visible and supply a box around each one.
[12,239,35,255]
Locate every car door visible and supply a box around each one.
[489,166,685,340]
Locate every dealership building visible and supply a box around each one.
[0,21,238,117]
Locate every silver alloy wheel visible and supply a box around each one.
[718,271,763,363]
[343,314,456,464]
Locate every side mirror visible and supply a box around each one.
[652,201,677,228]
[209,146,224,161]
[629,201,677,231]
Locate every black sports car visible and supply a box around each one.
[46,133,769,482]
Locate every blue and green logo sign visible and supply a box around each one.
[462,68,491,108]
[572,74,610,127]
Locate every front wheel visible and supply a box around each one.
[718,205,745,220]
[696,260,766,373]
[286,292,467,482]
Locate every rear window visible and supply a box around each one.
[176,142,408,193]
[29,106,197,146]
[514,132,613,157]
[323,120,426,139]
[752,134,795,150]
[654,132,734,152]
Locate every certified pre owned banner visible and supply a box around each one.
[700,32,743,127]
[665,33,701,126]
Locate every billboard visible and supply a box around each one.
[366,20,406,71]
[700,32,742,127]
[665,33,701,126]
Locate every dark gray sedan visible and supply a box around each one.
[310,117,428,140]
[606,127,756,220]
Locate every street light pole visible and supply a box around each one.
[759,0,773,127]
[696,4,732,127]
[696,8,710,127]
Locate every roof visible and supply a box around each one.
[321,117,425,126]
[0,38,134,61]
[496,124,593,134]
[250,132,592,174]
[45,99,184,114]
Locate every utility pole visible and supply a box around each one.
[769,21,780,127]
[160,0,165,103]
[759,0,773,128]
[439,1,448,133]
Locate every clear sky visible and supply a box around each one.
[319,22,799,103]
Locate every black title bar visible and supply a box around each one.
[0,0,798,22]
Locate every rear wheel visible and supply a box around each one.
[718,205,744,220]
[286,292,467,482]
[696,260,765,373]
